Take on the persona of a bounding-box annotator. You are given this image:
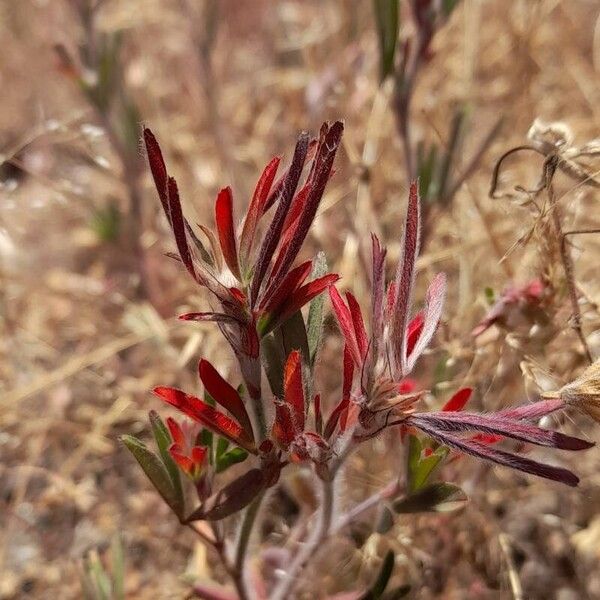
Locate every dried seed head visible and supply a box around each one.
[527,118,574,152]
[544,360,600,424]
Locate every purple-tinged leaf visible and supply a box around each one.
[406,272,446,372]
[499,398,565,420]
[143,128,170,219]
[268,121,344,288]
[187,468,265,521]
[409,419,581,487]
[371,234,387,358]
[391,181,421,377]
[409,412,594,451]
[250,133,310,305]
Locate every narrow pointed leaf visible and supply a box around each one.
[346,292,368,360]
[329,285,362,367]
[406,272,447,372]
[410,420,582,487]
[153,387,256,453]
[198,360,254,443]
[149,410,184,509]
[284,350,305,431]
[442,387,472,412]
[215,186,241,280]
[410,412,594,450]
[240,156,281,265]
[187,469,265,521]
[373,0,399,81]
[121,435,184,518]
[392,181,421,376]
[307,252,329,368]
[143,128,170,219]
[251,133,309,305]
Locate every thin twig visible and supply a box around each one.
[545,159,593,363]
[270,477,335,600]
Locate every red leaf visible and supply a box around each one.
[442,387,472,412]
[345,292,368,360]
[215,187,241,280]
[272,401,296,449]
[198,360,254,442]
[239,156,281,265]
[168,444,194,474]
[324,346,354,439]
[166,417,185,446]
[406,272,446,372]
[406,312,424,357]
[391,181,421,376]
[329,286,362,367]
[153,387,256,453]
[284,350,305,432]
[259,260,313,314]
[275,273,339,326]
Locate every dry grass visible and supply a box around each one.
[1,0,600,598]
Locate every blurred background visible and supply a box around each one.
[1,0,600,598]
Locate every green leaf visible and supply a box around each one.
[373,0,400,81]
[436,106,468,204]
[393,483,468,514]
[406,435,448,493]
[121,435,184,519]
[306,252,328,370]
[149,410,184,511]
[216,447,249,473]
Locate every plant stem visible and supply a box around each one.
[234,491,265,578]
[270,478,335,600]
[546,170,593,363]
[333,479,401,533]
